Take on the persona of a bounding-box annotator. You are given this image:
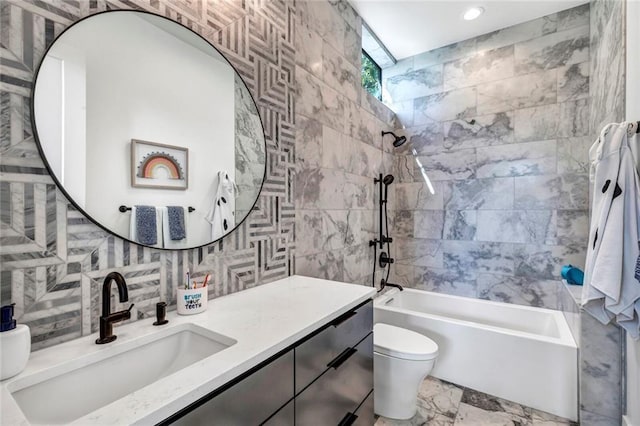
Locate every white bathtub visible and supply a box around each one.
[374,288,578,421]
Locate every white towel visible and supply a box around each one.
[582,122,640,339]
[160,207,190,250]
[129,206,163,249]
[205,171,237,241]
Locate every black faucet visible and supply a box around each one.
[380,278,404,292]
[96,272,134,344]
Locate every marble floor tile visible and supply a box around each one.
[375,408,455,426]
[417,377,464,419]
[461,388,529,419]
[375,376,577,426]
[454,403,528,426]
[530,408,578,425]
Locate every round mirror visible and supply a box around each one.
[32,11,266,250]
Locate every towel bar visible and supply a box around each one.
[119,205,195,213]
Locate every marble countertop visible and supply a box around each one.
[1,276,376,425]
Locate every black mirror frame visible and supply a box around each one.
[30,9,268,251]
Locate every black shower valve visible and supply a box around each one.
[382,236,393,244]
[379,252,394,268]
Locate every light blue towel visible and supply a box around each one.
[167,206,186,241]
[135,205,157,245]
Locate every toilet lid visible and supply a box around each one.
[374,323,439,361]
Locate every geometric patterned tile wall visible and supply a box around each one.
[0,0,295,350]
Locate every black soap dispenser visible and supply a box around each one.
[0,304,31,380]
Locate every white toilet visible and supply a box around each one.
[373,323,439,420]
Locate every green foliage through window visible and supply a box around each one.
[362,50,382,100]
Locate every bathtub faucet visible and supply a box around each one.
[380,278,404,292]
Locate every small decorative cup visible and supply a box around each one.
[177,287,208,315]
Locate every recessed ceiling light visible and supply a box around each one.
[463,6,484,21]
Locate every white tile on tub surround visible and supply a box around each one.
[443,111,515,151]
[384,64,443,104]
[443,210,477,241]
[414,149,477,182]
[414,87,477,124]
[475,210,556,244]
[477,69,557,115]
[514,25,589,75]
[442,177,514,211]
[394,237,443,268]
[396,182,444,210]
[443,45,515,91]
[476,139,557,178]
[477,273,560,309]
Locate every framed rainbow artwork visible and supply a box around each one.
[131,139,188,190]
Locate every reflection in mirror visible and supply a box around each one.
[33,11,266,249]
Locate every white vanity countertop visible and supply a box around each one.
[1,276,376,425]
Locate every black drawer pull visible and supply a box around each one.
[327,347,357,370]
[332,310,357,327]
[337,412,358,426]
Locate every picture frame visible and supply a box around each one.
[131,139,188,190]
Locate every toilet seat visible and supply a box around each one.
[374,323,438,361]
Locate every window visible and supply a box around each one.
[361,50,382,100]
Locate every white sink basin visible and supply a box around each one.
[8,323,236,425]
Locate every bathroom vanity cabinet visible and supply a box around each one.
[166,300,373,426]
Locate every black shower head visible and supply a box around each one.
[393,135,407,147]
[381,131,407,148]
[382,174,394,185]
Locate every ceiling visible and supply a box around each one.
[349,0,589,61]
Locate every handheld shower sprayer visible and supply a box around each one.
[382,174,394,204]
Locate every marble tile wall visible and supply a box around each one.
[575,1,626,424]
[0,0,295,350]
[234,74,266,218]
[294,0,398,287]
[383,4,591,311]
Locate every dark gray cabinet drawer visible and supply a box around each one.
[296,302,373,393]
[295,333,374,426]
[352,390,374,426]
[172,350,293,426]
[261,400,293,426]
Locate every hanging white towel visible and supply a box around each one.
[205,171,237,241]
[129,206,163,249]
[160,207,190,250]
[582,122,640,340]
